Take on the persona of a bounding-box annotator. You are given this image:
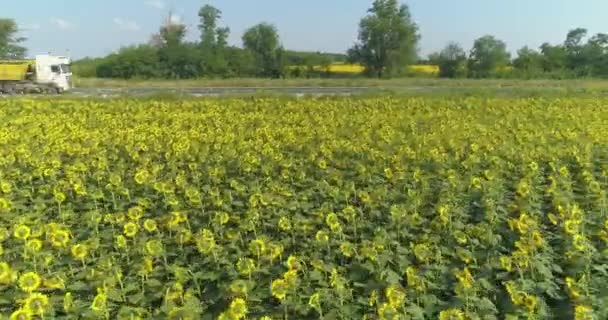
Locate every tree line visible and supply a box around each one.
[2,0,608,79]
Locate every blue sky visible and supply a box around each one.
[7,0,608,59]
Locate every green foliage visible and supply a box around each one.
[468,35,510,78]
[0,18,26,59]
[96,45,161,79]
[511,47,543,79]
[198,5,231,77]
[242,23,285,78]
[437,42,468,78]
[71,57,105,78]
[348,0,420,78]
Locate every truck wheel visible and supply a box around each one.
[1,83,15,95]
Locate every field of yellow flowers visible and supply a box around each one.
[0,96,607,319]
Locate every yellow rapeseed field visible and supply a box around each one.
[0,97,606,319]
[299,63,439,76]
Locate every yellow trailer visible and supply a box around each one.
[0,55,72,94]
[0,60,35,81]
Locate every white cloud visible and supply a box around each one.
[19,23,41,31]
[113,18,141,32]
[145,0,164,9]
[50,18,74,30]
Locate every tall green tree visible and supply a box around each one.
[468,35,510,78]
[348,0,419,78]
[564,28,590,75]
[586,33,608,76]
[539,43,567,73]
[437,42,467,78]
[157,15,200,78]
[198,5,230,76]
[242,23,284,78]
[0,19,26,59]
[512,46,543,77]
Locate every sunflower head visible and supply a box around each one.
[143,219,157,232]
[24,292,49,315]
[18,272,41,293]
[14,225,31,241]
[50,230,70,248]
[9,309,31,320]
[145,239,163,257]
[123,222,139,238]
[71,244,89,260]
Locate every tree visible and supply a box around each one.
[437,42,467,78]
[468,35,510,78]
[539,43,567,73]
[564,28,590,75]
[586,33,608,76]
[242,23,284,78]
[426,52,441,65]
[199,5,221,47]
[0,19,26,59]
[198,5,231,76]
[155,14,200,79]
[96,45,160,79]
[513,46,543,77]
[348,0,419,78]
[159,19,186,48]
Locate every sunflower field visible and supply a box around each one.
[0,97,607,320]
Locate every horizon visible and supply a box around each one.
[6,0,608,59]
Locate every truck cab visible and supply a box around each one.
[35,55,72,92]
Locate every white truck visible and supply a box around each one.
[0,55,73,94]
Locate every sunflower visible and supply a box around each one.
[339,242,354,258]
[62,293,73,313]
[9,309,31,320]
[145,239,163,257]
[123,222,139,238]
[24,292,49,315]
[213,212,230,225]
[315,230,329,243]
[236,258,255,275]
[308,291,321,310]
[50,230,70,248]
[249,239,266,256]
[278,217,291,231]
[14,225,31,241]
[53,191,66,203]
[229,280,248,296]
[267,243,284,260]
[524,294,538,312]
[385,284,406,309]
[26,239,43,252]
[228,298,248,320]
[42,276,65,290]
[0,262,13,284]
[19,272,41,292]
[283,270,298,287]
[143,219,157,232]
[286,256,300,270]
[127,206,144,221]
[71,244,89,260]
[91,291,108,312]
[439,308,465,320]
[271,278,288,301]
[115,235,127,249]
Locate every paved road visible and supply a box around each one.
[70,86,376,97]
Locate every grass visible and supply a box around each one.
[74,76,608,90]
[67,76,608,100]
